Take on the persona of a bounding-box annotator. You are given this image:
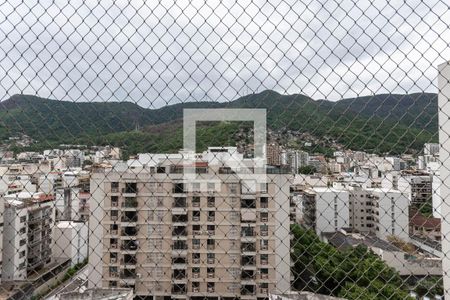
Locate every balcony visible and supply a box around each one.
[192,258,200,264]
[207,258,215,264]
[241,270,255,280]
[241,286,256,296]
[121,212,138,223]
[121,255,137,265]
[122,198,138,208]
[173,198,187,208]
[172,215,188,223]
[123,183,138,194]
[241,256,256,266]
[121,240,139,251]
[207,244,215,250]
[172,183,186,194]
[173,227,187,236]
[207,272,214,278]
[110,229,118,235]
[120,270,136,279]
[241,243,256,252]
[171,284,186,295]
[121,227,137,236]
[241,229,255,238]
[173,241,188,251]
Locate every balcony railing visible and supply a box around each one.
[121,216,138,222]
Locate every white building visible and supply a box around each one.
[2,192,55,281]
[346,185,409,240]
[53,221,88,266]
[302,187,350,235]
[424,143,440,156]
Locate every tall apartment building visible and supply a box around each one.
[2,192,55,281]
[89,148,291,300]
[266,144,283,166]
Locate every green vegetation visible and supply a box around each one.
[290,224,413,299]
[414,276,443,298]
[0,91,438,156]
[298,165,317,175]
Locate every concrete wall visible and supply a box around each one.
[438,61,450,298]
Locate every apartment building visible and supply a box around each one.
[89,148,291,300]
[298,182,409,241]
[2,192,55,281]
[301,187,350,236]
[347,185,409,240]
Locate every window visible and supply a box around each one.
[207,239,215,250]
[207,225,215,234]
[20,216,26,223]
[192,182,200,192]
[260,239,269,250]
[192,253,200,263]
[208,211,215,221]
[260,225,269,236]
[229,183,238,193]
[260,254,268,265]
[192,224,201,234]
[192,239,200,249]
[207,253,215,263]
[260,197,268,208]
[207,197,215,207]
[207,282,215,292]
[260,212,268,222]
[192,196,200,207]
[207,182,216,191]
[111,182,119,192]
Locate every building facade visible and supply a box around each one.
[88,149,291,300]
[2,192,54,281]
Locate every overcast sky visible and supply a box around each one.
[0,0,449,108]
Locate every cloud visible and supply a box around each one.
[0,0,449,107]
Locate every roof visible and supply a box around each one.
[410,210,441,229]
[322,231,401,252]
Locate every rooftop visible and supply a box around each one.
[322,230,401,252]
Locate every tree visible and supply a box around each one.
[298,165,317,175]
[290,224,413,299]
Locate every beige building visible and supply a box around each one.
[88,148,291,300]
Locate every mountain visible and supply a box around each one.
[0,91,438,155]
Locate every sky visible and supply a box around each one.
[0,0,449,108]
